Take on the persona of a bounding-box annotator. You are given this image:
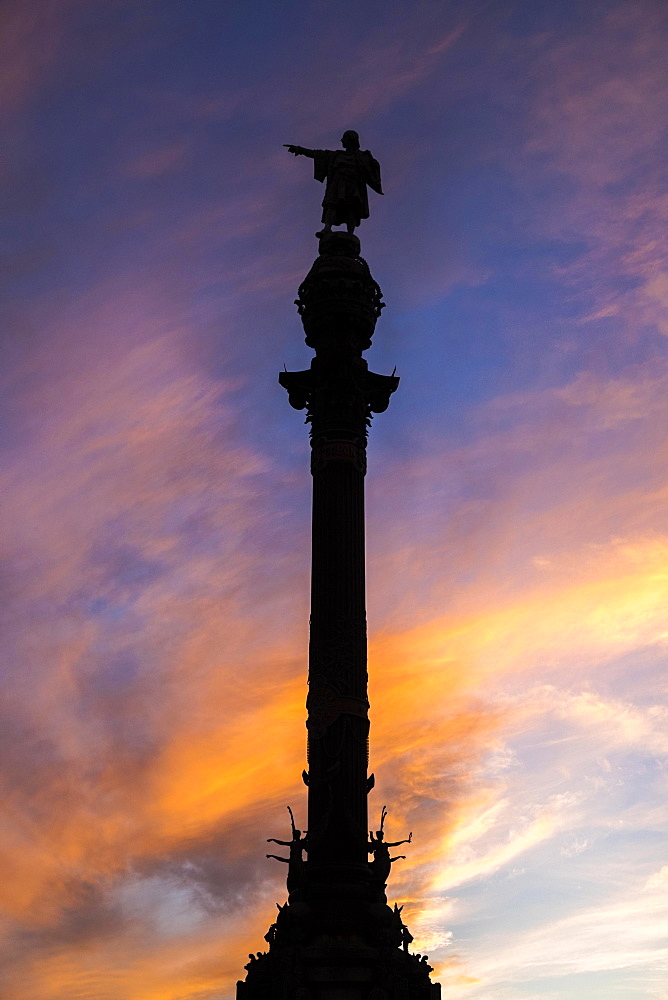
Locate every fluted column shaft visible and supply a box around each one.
[307,435,369,868]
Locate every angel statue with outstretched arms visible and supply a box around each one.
[285,130,383,237]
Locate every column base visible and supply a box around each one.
[236,886,440,1000]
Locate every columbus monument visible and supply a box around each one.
[236,132,440,1000]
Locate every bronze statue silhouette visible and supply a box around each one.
[266,806,308,891]
[284,130,383,237]
[368,805,412,885]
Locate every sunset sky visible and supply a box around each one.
[2,2,668,998]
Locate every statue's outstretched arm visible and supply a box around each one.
[267,838,291,846]
[284,144,315,158]
[386,833,412,847]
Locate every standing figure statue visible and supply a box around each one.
[266,806,309,892]
[401,922,414,953]
[284,130,383,237]
[368,805,412,887]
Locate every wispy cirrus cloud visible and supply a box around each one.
[450,884,668,996]
[3,298,667,996]
[1,2,667,999]
[511,3,668,343]
[0,0,73,122]
[362,355,668,991]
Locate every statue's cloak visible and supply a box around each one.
[313,148,383,226]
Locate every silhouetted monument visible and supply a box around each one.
[237,134,440,1000]
[285,130,383,236]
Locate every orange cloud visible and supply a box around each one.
[1,358,665,990]
[3,326,667,996]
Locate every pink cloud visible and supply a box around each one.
[124,143,190,179]
[0,1,71,121]
[3,312,667,995]
[500,2,668,340]
[1,5,667,993]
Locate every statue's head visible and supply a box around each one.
[375,829,384,841]
[341,130,360,149]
